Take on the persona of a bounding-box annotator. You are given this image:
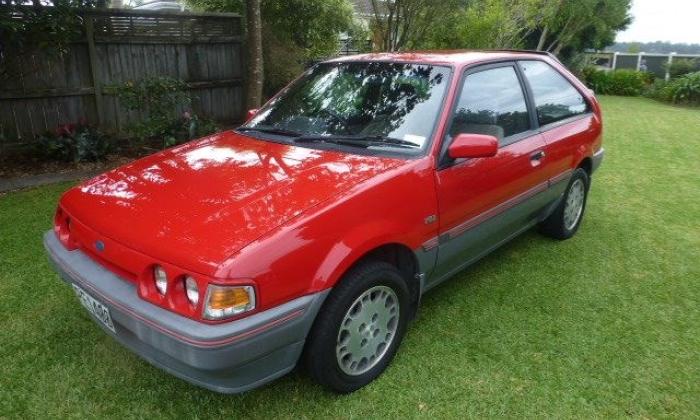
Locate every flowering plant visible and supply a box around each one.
[36,120,111,162]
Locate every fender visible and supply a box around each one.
[213,157,438,310]
[572,142,592,170]
[309,219,416,292]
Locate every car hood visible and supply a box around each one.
[60,131,404,275]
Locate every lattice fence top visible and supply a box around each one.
[87,9,242,41]
[0,7,242,42]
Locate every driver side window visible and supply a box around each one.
[449,65,531,145]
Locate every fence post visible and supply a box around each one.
[85,15,105,126]
[666,53,675,81]
[636,52,643,71]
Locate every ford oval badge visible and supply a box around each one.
[95,240,105,252]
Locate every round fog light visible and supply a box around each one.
[185,276,199,305]
[154,266,167,295]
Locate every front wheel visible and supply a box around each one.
[539,168,590,240]
[303,261,410,393]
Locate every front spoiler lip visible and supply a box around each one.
[43,230,329,393]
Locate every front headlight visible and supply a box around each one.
[203,285,255,320]
[184,276,199,306]
[154,266,168,295]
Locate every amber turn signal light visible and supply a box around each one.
[203,285,255,320]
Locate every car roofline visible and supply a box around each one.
[481,49,563,64]
[323,49,562,66]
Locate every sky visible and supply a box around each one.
[616,0,700,44]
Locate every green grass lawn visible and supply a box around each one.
[1,96,699,418]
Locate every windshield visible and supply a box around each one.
[243,61,451,153]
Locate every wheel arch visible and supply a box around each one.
[311,237,422,318]
[577,156,593,176]
[572,141,594,177]
[355,243,421,318]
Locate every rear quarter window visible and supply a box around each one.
[519,60,589,126]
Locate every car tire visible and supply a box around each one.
[539,168,590,240]
[303,260,410,393]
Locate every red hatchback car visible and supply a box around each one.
[45,50,603,393]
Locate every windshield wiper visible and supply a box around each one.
[236,126,303,137]
[237,128,421,149]
[293,134,420,149]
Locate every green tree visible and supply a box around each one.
[418,0,549,50]
[416,0,630,57]
[466,0,547,49]
[369,0,462,51]
[187,0,354,95]
[0,0,97,80]
[533,0,632,55]
[263,0,354,57]
[627,42,641,53]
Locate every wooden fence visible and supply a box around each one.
[0,8,245,151]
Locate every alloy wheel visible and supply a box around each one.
[564,178,585,230]
[335,285,400,376]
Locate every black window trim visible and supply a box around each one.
[515,59,593,132]
[438,60,539,169]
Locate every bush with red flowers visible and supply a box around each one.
[35,120,112,163]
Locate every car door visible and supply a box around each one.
[518,60,597,196]
[429,62,551,284]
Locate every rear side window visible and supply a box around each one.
[450,66,530,143]
[519,60,588,126]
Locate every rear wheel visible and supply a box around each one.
[539,168,590,240]
[303,261,409,393]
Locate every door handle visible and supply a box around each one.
[531,150,546,161]
[530,150,545,166]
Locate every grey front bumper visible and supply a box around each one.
[44,231,328,394]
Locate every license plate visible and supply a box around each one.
[72,284,116,333]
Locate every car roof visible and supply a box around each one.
[326,50,557,66]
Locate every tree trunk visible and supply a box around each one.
[245,0,264,111]
[552,41,565,56]
[536,25,548,51]
[370,0,388,51]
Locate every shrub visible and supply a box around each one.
[604,70,646,96]
[665,58,699,79]
[36,121,112,162]
[108,77,219,147]
[643,79,672,102]
[262,26,305,98]
[163,112,220,148]
[582,68,648,96]
[640,71,656,85]
[665,72,700,105]
[581,67,609,93]
[108,77,192,142]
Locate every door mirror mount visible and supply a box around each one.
[447,133,499,159]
